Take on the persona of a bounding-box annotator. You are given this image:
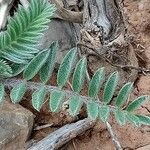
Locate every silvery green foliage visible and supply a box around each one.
[49,90,65,112]
[0,47,150,127]
[32,86,46,111]
[10,81,27,103]
[87,101,99,120]
[103,71,119,104]
[115,82,133,107]
[114,109,126,125]
[69,96,83,116]
[23,49,50,80]
[0,60,12,77]
[57,48,77,88]
[126,95,149,112]
[88,68,105,97]
[0,0,56,78]
[40,42,58,83]
[72,57,87,93]
[0,0,149,127]
[99,105,110,122]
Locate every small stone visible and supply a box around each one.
[0,99,34,150]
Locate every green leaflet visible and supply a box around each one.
[0,59,12,77]
[115,82,133,108]
[40,42,58,83]
[69,95,83,116]
[0,0,56,63]
[23,49,50,80]
[103,72,119,104]
[136,115,150,125]
[49,90,65,112]
[114,109,126,126]
[10,82,26,103]
[32,86,46,111]
[87,101,99,120]
[0,83,5,103]
[57,48,77,87]
[126,113,141,127]
[99,105,110,122]
[126,95,149,112]
[88,68,105,97]
[72,57,87,93]
[10,63,27,77]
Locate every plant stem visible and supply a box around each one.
[3,78,116,111]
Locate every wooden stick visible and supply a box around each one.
[27,118,95,150]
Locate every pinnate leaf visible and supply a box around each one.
[50,90,65,112]
[103,72,119,104]
[88,68,105,97]
[72,57,87,93]
[23,49,50,80]
[57,48,77,87]
[40,42,58,83]
[32,86,46,111]
[99,105,110,122]
[69,95,83,116]
[87,101,99,120]
[0,0,56,63]
[126,95,149,112]
[10,82,26,103]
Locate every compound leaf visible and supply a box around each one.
[57,48,77,87]
[69,95,83,116]
[87,101,99,120]
[10,82,26,103]
[49,90,65,112]
[0,0,56,63]
[88,67,105,97]
[0,83,5,103]
[114,109,126,126]
[126,95,149,112]
[103,72,119,104]
[32,86,46,111]
[40,42,58,83]
[99,105,110,122]
[115,82,133,108]
[23,49,50,80]
[72,57,87,93]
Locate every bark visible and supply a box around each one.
[27,118,95,150]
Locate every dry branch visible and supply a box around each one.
[27,118,95,150]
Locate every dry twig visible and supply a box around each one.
[27,118,95,150]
